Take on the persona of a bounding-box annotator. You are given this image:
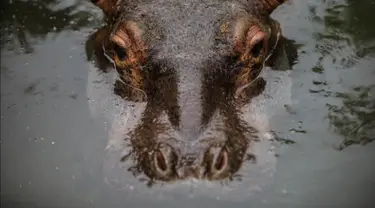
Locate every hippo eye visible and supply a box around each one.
[251,40,263,57]
[113,44,128,60]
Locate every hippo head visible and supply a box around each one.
[88,0,296,183]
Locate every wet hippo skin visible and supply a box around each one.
[86,0,298,184]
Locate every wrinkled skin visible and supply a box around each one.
[87,0,297,183]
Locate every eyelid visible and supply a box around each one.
[246,26,265,48]
[110,29,132,48]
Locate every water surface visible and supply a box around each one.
[1,0,375,207]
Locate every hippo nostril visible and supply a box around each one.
[215,152,224,170]
[151,144,179,180]
[156,152,167,171]
[213,148,228,172]
[155,150,168,172]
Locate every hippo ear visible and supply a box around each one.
[257,0,289,14]
[91,0,122,16]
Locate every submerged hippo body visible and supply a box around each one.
[87,0,297,189]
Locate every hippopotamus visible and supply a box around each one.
[86,0,298,187]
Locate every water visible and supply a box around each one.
[1,0,375,207]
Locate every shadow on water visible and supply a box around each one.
[0,0,98,53]
[306,0,375,150]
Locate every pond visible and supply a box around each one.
[1,0,374,207]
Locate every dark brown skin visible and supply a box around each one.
[87,0,297,184]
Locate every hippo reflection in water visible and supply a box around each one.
[88,0,297,184]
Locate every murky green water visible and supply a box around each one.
[1,0,374,207]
